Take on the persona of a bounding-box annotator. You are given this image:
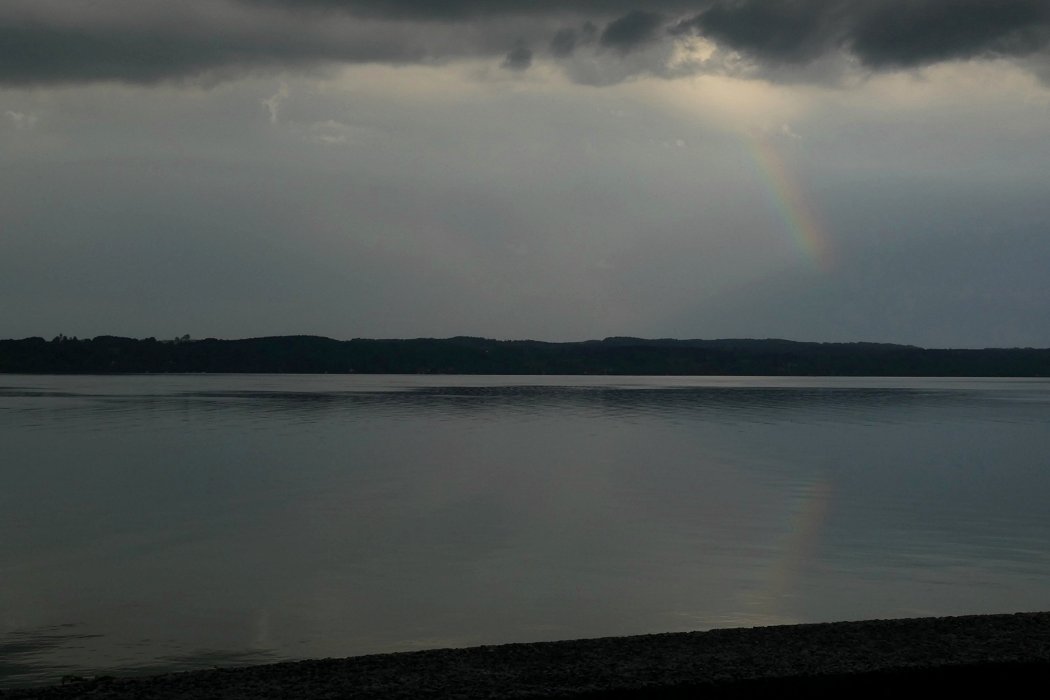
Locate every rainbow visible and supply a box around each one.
[740,477,834,626]
[743,132,834,270]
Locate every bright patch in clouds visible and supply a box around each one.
[4,109,38,129]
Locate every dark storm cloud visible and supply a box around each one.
[549,22,598,58]
[850,0,1050,68]
[671,0,840,64]
[502,42,533,71]
[599,11,664,54]
[679,0,1050,69]
[3,1,1050,86]
[244,1,687,20]
[0,22,317,86]
[550,28,581,58]
[0,1,430,86]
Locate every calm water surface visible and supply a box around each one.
[2,374,1049,686]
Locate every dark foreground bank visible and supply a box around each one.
[5,613,1050,699]
[4,335,1050,375]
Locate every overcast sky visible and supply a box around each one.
[3,1,1050,347]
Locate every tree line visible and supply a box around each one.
[2,335,1049,376]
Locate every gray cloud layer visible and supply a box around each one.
[3,1,1050,86]
[678,0,1050,69]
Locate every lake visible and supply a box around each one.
[2,374,1049,687]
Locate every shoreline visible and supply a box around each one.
[5,612,1050,698]
[5,335,1050,376]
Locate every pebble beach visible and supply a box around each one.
[5,612,1050,698]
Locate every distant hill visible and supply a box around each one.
[1,335,1048,376]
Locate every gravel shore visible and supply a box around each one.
[5,612,1050,698]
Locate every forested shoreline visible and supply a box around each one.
[2,335,1049,376]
